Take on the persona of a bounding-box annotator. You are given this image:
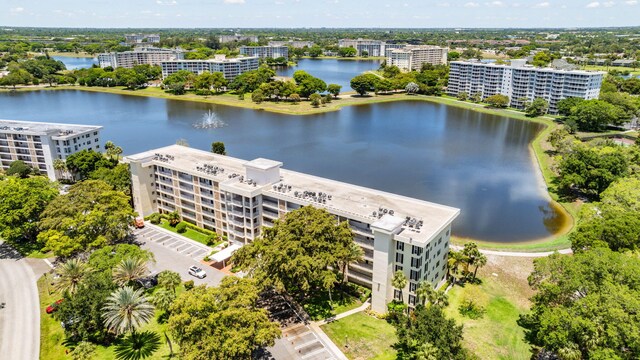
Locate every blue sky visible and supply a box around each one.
[2,0,639,28]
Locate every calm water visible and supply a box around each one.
[276,59,382,92]
[0,90,567,242]
[52,56,97,70]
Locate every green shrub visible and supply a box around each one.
[176,222,187,233]
[183,280,194,290]
[149,213,161,225]
[458,299,485,319]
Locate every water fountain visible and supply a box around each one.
[193,110,227,129]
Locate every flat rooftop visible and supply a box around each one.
[0,119,102,136]
[451,60,606,75]
[126,145,460,244]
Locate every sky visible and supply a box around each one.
[2,0,639,28]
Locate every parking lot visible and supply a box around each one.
[133,225,226,287]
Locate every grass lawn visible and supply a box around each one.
[444,276,532,360]
[157,220,211,246]
[302,287,363,320]
[579,64,640,75]
[38,276,180,360]
[321,312,397,360]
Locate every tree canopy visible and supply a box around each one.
[65,149,116,180]
[168,277,280,360]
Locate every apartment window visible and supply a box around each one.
[411,257,422,269]
[394,289,402,300]
[395,253,404,264]
[396,241,404,251]
[410,270,421,281]
[395,265,403,272]
[411,245,423,256]
[408,295,416,306]
[409,282,417,292]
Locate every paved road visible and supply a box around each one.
[134,226,226,287]
[0,242,41,360]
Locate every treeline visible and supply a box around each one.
[349,63,449,97]
[0,54,70,87]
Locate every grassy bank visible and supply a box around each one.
[46,51,96,58]
[579,64,640,75]
[157,220,211,245]
[321,312,397,360]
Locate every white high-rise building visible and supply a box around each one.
[387,45,448,71]
[448,60,605,114]
[239,46,289,60]
[268,40,314,48]
[160,55,259,81]
[0,120,102,180]
[124,34,160,44]
[338,39,387,57]
[97,47,184,69]
[218,34,259,43]
[126,145,459,312]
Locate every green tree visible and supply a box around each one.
[104,141,123,161]
[309,93,322,107]
[6,160,34,178]
[391,270,408,302]
[405,82,419,94]
[53,158,68,179]
[532,51,554,67]
[394,305,468,360]
[327,83,342,98]
[336,242,364,283]
[157,270,182,294]
[373,77,393,94]
[308,45,323,58]
[447,250,468,285]
[166,211,180,226]
[65,149,115,180]
[382,65,401,78]
[456,92,468,101]
[470,92,482,103]
[556,97,584,117]
[518,248,640,359]
[114,331,161,360]
[338,47,357,57]
[350,74,377,96]
[484,94,509,108]
[103,286,155,335]
[0,176,58,242]
[447,51,461,61]
[568,99,626,132]
[251,89,264,103]
[169,278,280,360]
[525,97,549,117]
[38,180,135,257]
[460,242,487,280]
[54,258,93,295]
[89,163,132,196]
[88,244,154,274]
[232,206,355,297]
[211,141,226,155]
[151,288,176,313]
[113,257,149,287]
[289,93,301,103]
[71,341,96,360]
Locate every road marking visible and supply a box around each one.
[43,259,54,269]
[163,238,177,246]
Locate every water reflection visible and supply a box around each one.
[0,90,566,242]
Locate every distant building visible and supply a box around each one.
[218,34,259,43]
[268,40,314,48]
[339,39,386,57]
[0,119,102,181]
[383,43,408,58]
[448,60,605,114]
[97,47,184,69]
[239,46,289,60]
[160,55,259,81]
[387,45,448,71]
[126,144,459,313]
[125,34,160,44]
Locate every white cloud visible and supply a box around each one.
[10,7,24,14]
[533,1,550,8]
[586,1,600,7]
[485,0,504,6]
[464,2,480,7]
[223,0,245,3]
[156,0,177,4]
[625,0,637,4]
[602,1,615,6]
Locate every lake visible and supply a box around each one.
[276,59,382,92]
[0,90,567,242]
[52,56,97,70]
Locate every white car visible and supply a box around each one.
[188,266,207,279]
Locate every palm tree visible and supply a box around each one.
[428,290,449,308]
[157,270,181,294]
[338,243,364,283]
[102,286,155,335]
[461,242,488,280]
[391,270,408,302]
[151,288,175,313]
[415,281,432,306]
[447,250,468,286]
[54,258,92,294]
[53,159,67,180]
[166,211,180,226]
[113,331,161,360]
[113,258,148,287]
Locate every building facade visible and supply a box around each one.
[239,46,289,60]
[97,47,184,69]
[338,39,386,57]
[126,145,459,312]
[124,34,160,44]
[160,55,259,81]
[387,45,448,71]
[218,34,259,43]
[0,120,102,180]
[448,60,605,114]
[268,40,314,48]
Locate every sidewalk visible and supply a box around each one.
[315,299,371,326]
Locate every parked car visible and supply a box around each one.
[136,272,159,289]
[134,217,145,229]
[46,299,63,314]
[188,266,206,279]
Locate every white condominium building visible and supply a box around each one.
[160,55,260,81]
[268,40,314,48]
[219,34,259,43]
[126,145,459,313]
[0,120,102,181]
[239,46,289,60]
[387,45,448,71]
[97,47,184,69]
[448,60,605,114]
[339,39,387,57]
[124,34,160,44]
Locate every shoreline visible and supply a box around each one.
[0,85,575,251]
